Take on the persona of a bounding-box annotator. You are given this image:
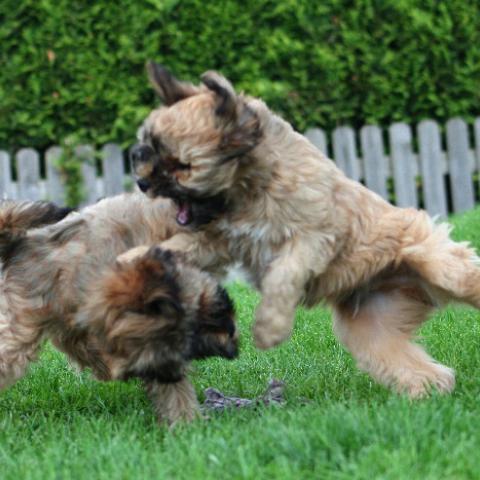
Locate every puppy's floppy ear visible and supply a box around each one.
[201,71,262,161]
[146,246,177,272]
[147,62,200,106]
[109,246,180,310]
[201,71,237,122]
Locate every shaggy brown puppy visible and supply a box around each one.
[0,195,238,424]
[131,63,480,398]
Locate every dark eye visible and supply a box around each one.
[146,298,168,313]
[200,322,235,337]
[152,137,162,152]
[199,324,223,333]
[164,155,191,172]
[144,297,183,317]
[176,161,191,171]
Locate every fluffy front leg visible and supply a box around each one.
[160,232,231,277]
[254,238,334,349]
[145,377,201,426]
[254,262,309,349]
[117,233,230,282]
[116,231,218,267]
[116,245,150,263]
[0,318,42,390]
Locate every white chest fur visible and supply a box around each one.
[217,218,295,283]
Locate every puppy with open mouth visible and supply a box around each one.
[131,63,480,398]
[0,196,238,424]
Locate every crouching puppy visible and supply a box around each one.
[131,63,480,398]
[78,246,238,423]
[0,200,238,424]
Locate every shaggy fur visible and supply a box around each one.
[0,195,238,424]
[131,63,480,397]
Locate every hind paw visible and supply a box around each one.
[396,363,455,398]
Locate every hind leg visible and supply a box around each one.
[333,288,454,397]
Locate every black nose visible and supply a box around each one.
[130,144,154,166]
[137,179,151,192]
[225,338,239,359]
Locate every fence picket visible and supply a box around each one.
[332,126,361,181]
[389,123,418,208]
[45,146,66,204]
[76,145,98,206]
[361,125,388,199]
[16,148,41,201]
[0,150,14,199]
[446,118,474,213]
[305,128,328,156]
[418,120,448,218]
[102,143,125,197]
[474,117,480,178]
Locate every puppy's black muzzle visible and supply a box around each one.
[187,331,239,361]
[137,179,151,192]
[222,337,239,359]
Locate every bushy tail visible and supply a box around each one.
[0,200,72,261]
[400,209,480,307]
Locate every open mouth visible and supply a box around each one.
[174,193,228,227]
[176,201,193,226]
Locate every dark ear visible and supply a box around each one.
[201,71,262,160]
[147,62,199,106]
[201,71,237,121]
[146,246,178,274]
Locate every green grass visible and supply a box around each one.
[2,209,480,479]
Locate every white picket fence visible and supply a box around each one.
[1,117,480,217]
[0,143,128,208]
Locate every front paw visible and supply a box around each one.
[253,319,292,350]
[116,245,150,263]
[146,378,202,428]
[163,405,204,429]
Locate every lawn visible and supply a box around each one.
[1,209,480,480]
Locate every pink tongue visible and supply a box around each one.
[176,203,191,225]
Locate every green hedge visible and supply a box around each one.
[1,0,479,151]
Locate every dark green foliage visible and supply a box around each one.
[1,0,479,151]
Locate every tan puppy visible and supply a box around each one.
[0,195,238,424]
[130,63,480,398]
